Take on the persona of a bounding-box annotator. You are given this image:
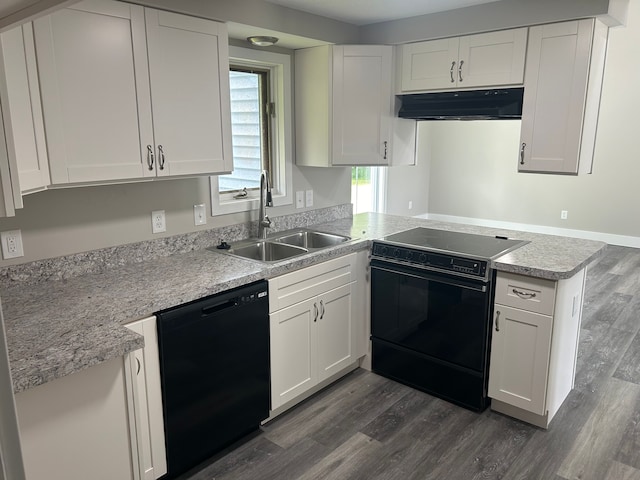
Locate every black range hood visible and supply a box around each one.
[398,87,524,120]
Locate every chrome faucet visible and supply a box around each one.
[258,170,273,239]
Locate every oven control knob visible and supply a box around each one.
[419,253,427,263]
[393,248,401,258]
[380,246,388,256]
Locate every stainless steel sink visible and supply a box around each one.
[273,230,351,249]
[226,241,308,262]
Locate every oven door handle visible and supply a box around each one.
[371,264,487,292]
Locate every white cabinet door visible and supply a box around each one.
[317,284,354,381]
[15,357,135,480]
[34,0,153,184]
[331,45,393,166]
[519,19,607,174]
[270,298,318,410]
[488,304,553,415]
[401,38,459,91]
[457,28,527,88]
[399,28,526,93]
[125,316,167,480]
[0,23,49,199]
[295,45,401,167]
[145,9,232,177]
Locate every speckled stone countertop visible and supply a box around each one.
[2,212,606,394]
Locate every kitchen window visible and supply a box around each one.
[352,166,387,213]
[210,46,293,215]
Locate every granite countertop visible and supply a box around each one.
[1,213,606,394]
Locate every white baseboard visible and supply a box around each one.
[416,213,640,248]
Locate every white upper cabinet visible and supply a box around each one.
[145,9,232,177]
[519,19,608,175]
[0,23,49,203]
[400,28,528,93]
[296,45,413,167]
[33,0,232,185]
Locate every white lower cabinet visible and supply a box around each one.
[14,357,136,480]
[488,269,587,428]
[125,316,167,480]
[269,252,367,414]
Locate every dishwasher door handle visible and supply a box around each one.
[201,299,238,316]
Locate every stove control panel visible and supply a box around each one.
[371,242,488,279]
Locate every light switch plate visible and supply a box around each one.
[151,210,166,233]
[305,190,313,207]
[296,191,304,209]
[194,204,206,226]
[1,229,24,259]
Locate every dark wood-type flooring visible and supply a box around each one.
[183,245,640,480]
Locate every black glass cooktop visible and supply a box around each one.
[381,227,528,260]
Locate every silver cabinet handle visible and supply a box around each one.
[513,288,536,299]
[383,141,388,160]
[458,60,464,82]
[320,300,325,320]
[313,303,318,322]
[520,143,526,165]
[158,145,165,170]
[136,357,141,375]
[450,61,456,83]
[495,310,500,332]
[147,145,154,171]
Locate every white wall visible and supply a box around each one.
[421,0,640,245]
[385,127,431,217]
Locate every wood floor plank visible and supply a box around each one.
[591,292,634,326]
[296,432,383,480]
[360,388,435,443]
[410,413,533,480]
[614,334,640,385]
[500,389,600,479]
[605,461,640,480]
[612,295,640,334]
[179,435,283,480]
[557,378,640,480]
[574,321,634,394]
[613,382,640,469]
[263,371,413,450]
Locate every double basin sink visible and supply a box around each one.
[219,229,352,263]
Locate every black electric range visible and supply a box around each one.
[370,227,528,411]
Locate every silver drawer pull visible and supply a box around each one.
[495,310,500,332]
[158,145,165,170]
[450,61,456,83]
[458,60,464,82]
[513,288,536,299]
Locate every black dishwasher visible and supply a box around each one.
[156,280,270,479]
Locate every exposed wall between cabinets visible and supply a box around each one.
[419,0,640,245]
[0,166,352,266]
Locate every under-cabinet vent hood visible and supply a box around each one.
[398,88,524,120]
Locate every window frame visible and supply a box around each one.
[210,46,293,215]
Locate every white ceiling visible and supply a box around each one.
[264,0,505,26]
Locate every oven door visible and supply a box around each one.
[370,259,492,372]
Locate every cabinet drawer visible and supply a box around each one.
[495,272,556,315]
[269,253,356,312]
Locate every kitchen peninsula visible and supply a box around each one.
[2,210,606,393]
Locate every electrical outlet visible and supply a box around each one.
[151,210,166,233]
[305,190,313,208]
[1,229,24,259]
[296,191,304,209]
[561,210,568,220]
[194,204,206,226]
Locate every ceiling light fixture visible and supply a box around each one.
[247,35,279,47]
